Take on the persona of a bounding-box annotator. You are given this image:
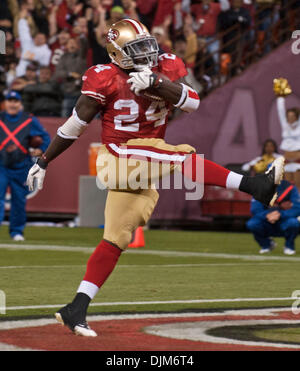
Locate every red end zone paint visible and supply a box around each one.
[1,310,300,351]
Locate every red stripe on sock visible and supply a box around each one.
[182,154,230,187]
[83,240,121,288]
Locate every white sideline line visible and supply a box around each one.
[0,244,95,253]
[5,297,296,311]
[0,308,293,330]
[0,265,86,269]
[0,263,281,270]
[0,243,300,262]
[128,249,300,262]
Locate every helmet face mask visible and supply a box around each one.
[124,37,159,71]
[106,20,159,71]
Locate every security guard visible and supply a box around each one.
[247,179,300,255]
[0,91,50,241]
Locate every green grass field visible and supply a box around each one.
[1,226,300,321]
[254,327,300,343]
[0,227,300,319]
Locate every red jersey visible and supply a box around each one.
[81,53,187,144]
[191,3,221,37]
[49,40,66,72]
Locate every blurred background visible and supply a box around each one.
[0,0,300,231]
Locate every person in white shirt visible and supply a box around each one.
[16,10,51,78]
[242,139,281,174]
[274,78,300,189]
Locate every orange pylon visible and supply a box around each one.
[128,227,145,248]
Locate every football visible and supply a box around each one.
[141,72,170,102]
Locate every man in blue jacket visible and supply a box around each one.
[0,91,50,241]
[247,179,300,255]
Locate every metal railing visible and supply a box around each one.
[186,0,300,98]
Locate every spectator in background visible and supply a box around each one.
[173,0,188,31]
[101,0,114,11]
[11,62,38,94]
[0,32,13,70]
[16,10,51,77]
[136,0,157,30]
[151,0,177,28]
[247,179,300,255]
[0,67,5,107]
[86,5,111,65]
[173,35,188,62]
[48,4,71,71]
[121,0,140,20]
[106,6,126,27]
[49,29,71,72]
[89,0,102,9]
[73,16,89,37]
[56,0,84,32]
[0,31,16,101]
[242,0,256,26]
[173,35,202,94]
[6,61,18,90]
[23,66,62,117]
[256,0,279,54]
[242,139,281,174]
[191,0,230,65]
[194,38,216,96]
[11,0,39,39]
[53,36,87,117]
[152,26,172,54]
[182,14,199,69]
[218,0,251,76]
[28,0,52,36]
[0,91,50,241]
[0,0,13,31]
[275,84,300,190]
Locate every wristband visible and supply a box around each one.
[174,83,200,112]
[174,83,188,108]
[37,155,48,169]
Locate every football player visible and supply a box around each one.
[26,19,284,337]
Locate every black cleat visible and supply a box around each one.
[55,304,97,337]
[240,156,285,206]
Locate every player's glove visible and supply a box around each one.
[127,68,156,95]
[273,78,292,97]
[26,162,46,191]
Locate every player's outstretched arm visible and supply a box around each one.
[151,76,199,112]
[27,95,100,191]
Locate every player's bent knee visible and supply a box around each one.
[103,189,159,250]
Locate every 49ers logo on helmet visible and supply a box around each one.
[107,29,119,43]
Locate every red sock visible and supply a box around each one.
[83,240,121,288]
[182,154,230,187]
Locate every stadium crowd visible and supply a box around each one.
[0,0,299,117]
